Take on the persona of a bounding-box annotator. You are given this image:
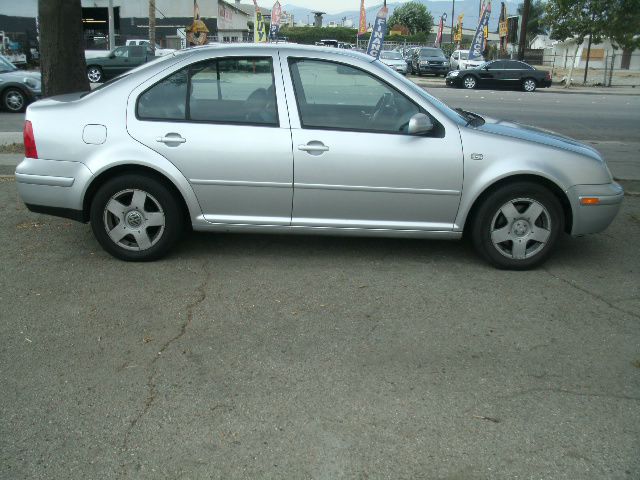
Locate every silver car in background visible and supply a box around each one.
[16,44,623,269]
[380,50,408,75]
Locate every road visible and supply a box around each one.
[1,85,639,479]
[1,177,639,479]
[3,87,639,180]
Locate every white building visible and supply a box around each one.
[547,37,639,71]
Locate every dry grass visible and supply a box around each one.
[0,143,24,154]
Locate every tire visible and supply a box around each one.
[471,182,564,270]
[90,174,183,261]
[463,75,477,89]
[87,66,103,83]
[522,78,537,92]
[2,87,26,113]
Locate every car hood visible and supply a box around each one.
[476,116,602,161]
[381,59,406,66]
[0,70,41,82]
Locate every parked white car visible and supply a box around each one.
[450,50,484,70]
[380,50,408,75]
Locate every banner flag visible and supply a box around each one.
[269,1,282,40]
[469,1,491,60]
[255,12,268,42]
[434,13,447,47]
[366,5,388,59]
[358,0,367,35]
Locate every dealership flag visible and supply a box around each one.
[269,1,282,40]
[358,0,367,35]
[366,4,388,59]
[469,1,491,60]
[434,13,447,47]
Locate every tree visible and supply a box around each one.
[605,0,640,52]
[545,0,608,87]
[38,0,90,97]
[387,2,433,36]
[517,0,547,43]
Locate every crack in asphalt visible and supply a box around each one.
[544,268,640,321]
[120,262,212,456]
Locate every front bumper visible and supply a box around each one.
[417,64,449,75]
[567,182,624,235]
[15,157,93,222]
[445,75,463,87]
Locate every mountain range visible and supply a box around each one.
[281,0,520,31]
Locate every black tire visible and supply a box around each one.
[90,174,183,261]
[471,182,564,270]
[522,77,537,92]
[462,75,477,89]
[87,66,103,83]
[2,87,27,112]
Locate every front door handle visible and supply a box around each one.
[156,134,186,145]
[298,142,329,154]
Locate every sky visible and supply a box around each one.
[260,0,410,14]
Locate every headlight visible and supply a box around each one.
[444,62,450,66]
[449,70,460,77]
[23,77,40,89]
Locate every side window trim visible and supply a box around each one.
[136,56,280,127]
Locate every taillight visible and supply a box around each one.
[23,120,38,159]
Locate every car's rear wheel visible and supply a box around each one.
[2,88,26,112]
[523,78,537,92]
[90,174,183,261]
[463,75,477,89]
[471,182,564,270]
[87,66,103,83]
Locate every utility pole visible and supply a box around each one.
[108,0,115,50]
[148,0,156,55]
[450,0,455,44]
[517,0,530,61]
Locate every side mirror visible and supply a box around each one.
[408,113,434,135]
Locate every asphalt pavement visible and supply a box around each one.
[1,82,639,480]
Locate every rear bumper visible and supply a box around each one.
[15,157,93,222]
[567,182,624,235]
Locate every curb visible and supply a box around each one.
[0,132,22,145]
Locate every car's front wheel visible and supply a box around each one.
[2,87,26,112]
[522,78,537,92]
[87,66,103,83]
[471,182,564,270]
[463,75,477,89]
[90,174,183,261]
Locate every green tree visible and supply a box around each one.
[38,0,89,97]
[387,2,433,36]
[545,0,608,86]
[605,0,640,51]
[517,0,547,42]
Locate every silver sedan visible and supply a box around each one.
[16,44,623,269]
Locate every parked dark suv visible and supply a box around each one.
[410,47,450,76]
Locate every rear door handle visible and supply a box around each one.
[156,134,186,145]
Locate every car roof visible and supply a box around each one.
[178,43,375,63]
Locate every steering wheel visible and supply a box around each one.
[369,92,398,128]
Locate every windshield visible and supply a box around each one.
[459,52,469,60]
[381,51,403,60]
[0,55,17,72]
[419,48,445,58]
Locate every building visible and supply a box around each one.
[547,37,639,71]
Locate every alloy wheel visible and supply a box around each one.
[87,67,102,83]
[463,76,476,89]
[490,197,551,260]
[523,79,537,92]
[102,189,166,251]
[3,89,25,112]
